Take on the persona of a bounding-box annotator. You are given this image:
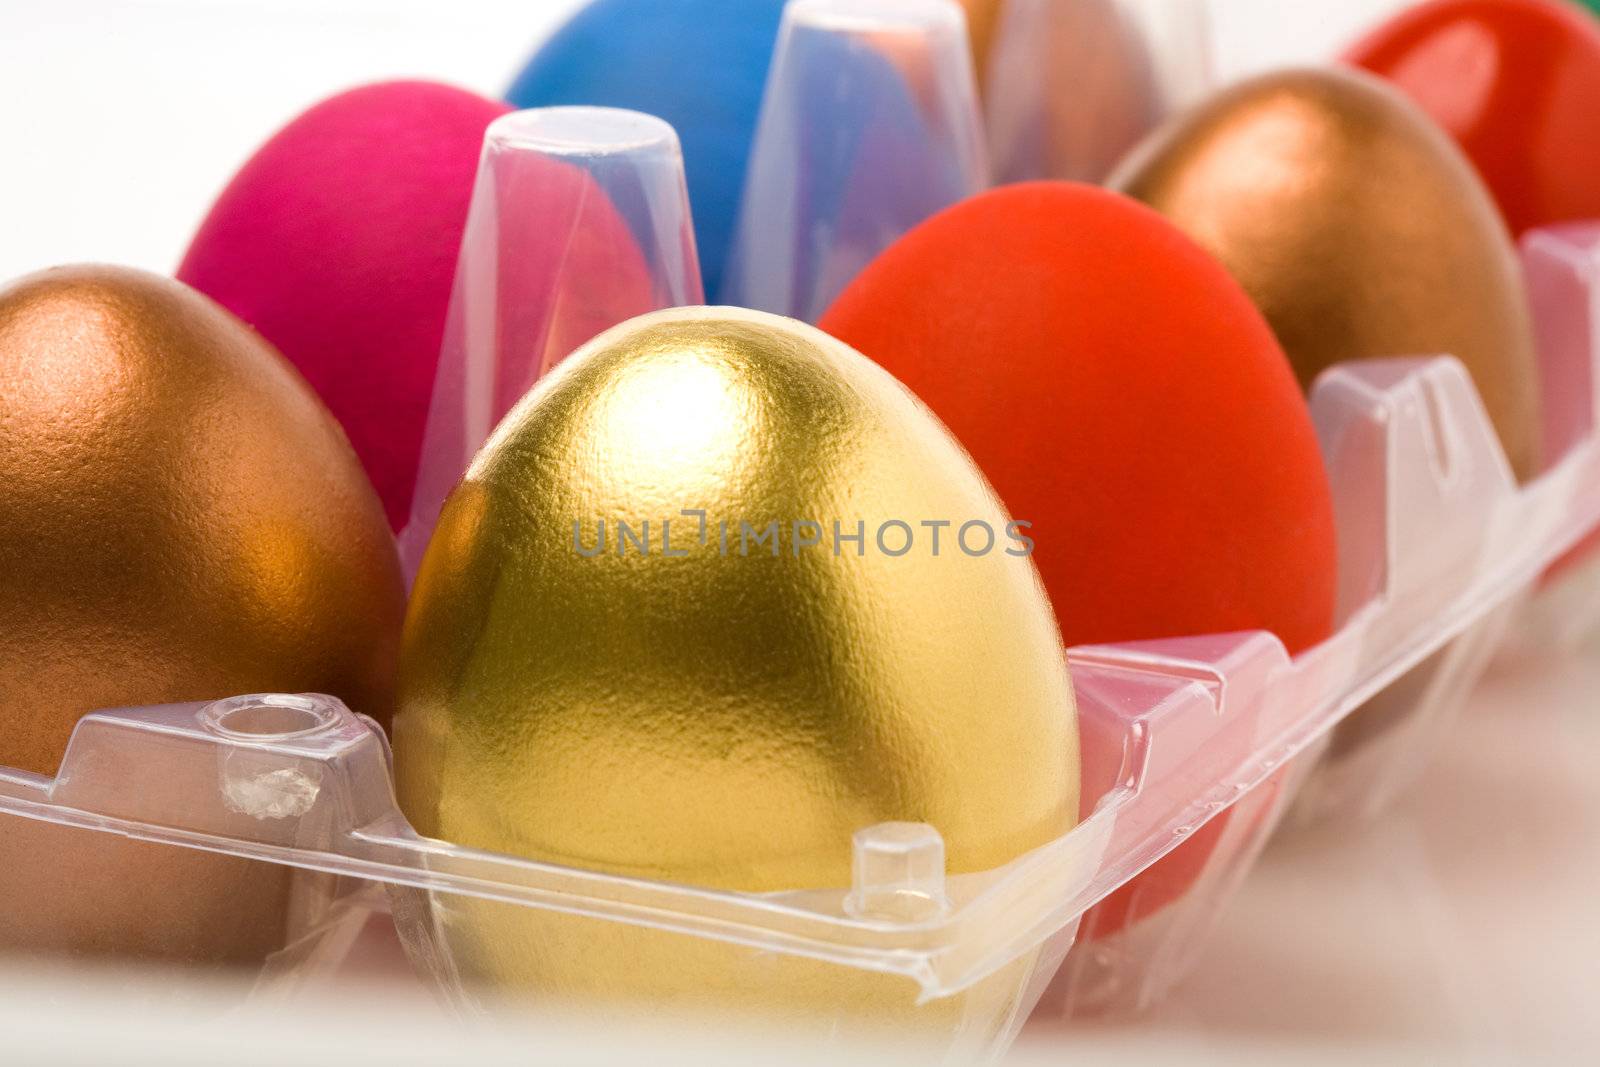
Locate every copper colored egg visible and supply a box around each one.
[1035,0,1163,182]
[1115,67,1541,480]
[987,0,1169,184]
[0,265,404,966]
[393,308,1078,1022]
[959,0,1003,84]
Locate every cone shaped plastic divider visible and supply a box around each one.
[986,0,1213,184]
[400,107,704,580]
[722,0,988,321]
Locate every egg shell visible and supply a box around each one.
[821,182,1338,934]
[821,184,1336,654]
[0,265,404,966]
[393,308,1079,1016]
[178,81,511,529]
[1347,0,1600,237]
[507,0,788,299]
[1115,67,1542,482]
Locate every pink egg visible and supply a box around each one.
[179,81,510,529]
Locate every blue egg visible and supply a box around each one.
[507,0,788,299]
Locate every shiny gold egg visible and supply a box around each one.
[0,265,404,965]
[1115,67,1541,480]
[393,308,1078,1022]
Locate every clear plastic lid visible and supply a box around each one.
[399,107,704,579]
[721,0,988,322]
[986,0,1214,184]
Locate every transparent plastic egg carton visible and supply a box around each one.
[8,2,1600,1062]
[4,221,1598,1060]
[1284,224,1600,833]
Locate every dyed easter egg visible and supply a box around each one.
[394,308,1078,1018]
[179,81,511,528]
[0,265,403,965]
[1116,68,1541,481]
[821,183,1338,933]
[1347,0,1600,237]
[507,0,788,299]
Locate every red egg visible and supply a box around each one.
[820,182,1337,935]
[1347,0,1600,236]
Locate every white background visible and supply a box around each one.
[0,0,1413,282]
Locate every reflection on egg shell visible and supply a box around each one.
[1114,67,1541,480]
[0,265,404,967]
[393,308,1078,1021]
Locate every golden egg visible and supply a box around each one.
[0,265,404,966]
[1115,67,1541,480]
[393,308,1078,1024]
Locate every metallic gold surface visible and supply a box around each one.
[394,308,1078,1018]
[1115,67,1541,480]
[0,265,404,966]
